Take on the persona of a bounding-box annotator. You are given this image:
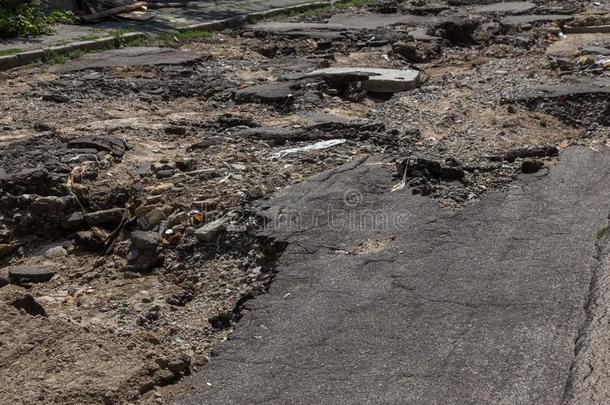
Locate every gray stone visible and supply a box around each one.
[308,67,420,93]
[195,218,227,242]
[8,265,55,283]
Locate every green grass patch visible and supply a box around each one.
[40,51,66,65]
[0,47,22,56]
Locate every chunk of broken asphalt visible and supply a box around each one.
[195,218,227,242]
[307,67,420,93]
[234,82,298,104]
[8,265,55,284]
[67,136,126,159]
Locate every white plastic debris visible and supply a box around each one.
[273,139,346,159]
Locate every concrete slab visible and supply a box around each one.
[307,67,421,93]
[176,146,610,404]
[49,47,203,72]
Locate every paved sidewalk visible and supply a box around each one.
[0,0,322,53]
[176,147,610,404]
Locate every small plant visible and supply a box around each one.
[67,49,84,59]
[40,50,65,65]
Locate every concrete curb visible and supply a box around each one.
[0,1,334,72]
[0,32,146,72]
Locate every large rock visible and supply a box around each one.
[307,67,421,93]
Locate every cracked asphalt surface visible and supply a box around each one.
[176,147,610,404]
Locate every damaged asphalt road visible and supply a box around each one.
[177,147,610,404]
[1,0,610,403]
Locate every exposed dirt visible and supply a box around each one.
[0,0,609,404]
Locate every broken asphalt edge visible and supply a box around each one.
[0,1,333,72]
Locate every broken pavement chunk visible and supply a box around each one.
[307,67,420,93]
[195,218,227,242]
[8,265,55,284]
[234,81,298,104]
[68,136,126,159]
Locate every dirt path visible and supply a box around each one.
[0,0,609,404]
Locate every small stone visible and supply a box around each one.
[8,265,55,284]
[195,218,227,242]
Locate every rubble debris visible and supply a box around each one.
[307,67,420,93]
[10,294,47,317]
[8,265,56,284]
